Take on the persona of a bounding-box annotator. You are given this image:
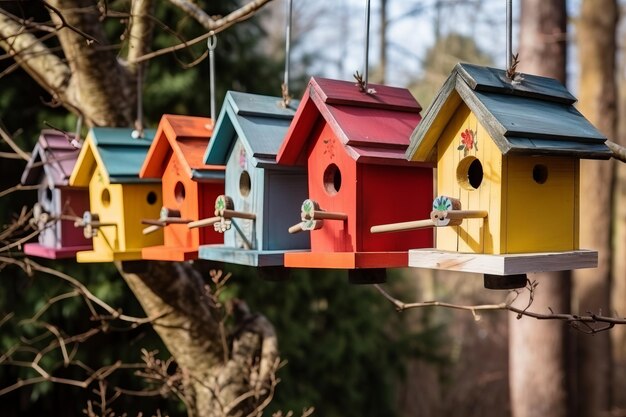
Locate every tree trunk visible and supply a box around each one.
[509,2,570,417]
[573,1,617,416]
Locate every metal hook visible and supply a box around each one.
[208,32,217,123]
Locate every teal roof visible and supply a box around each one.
[204,91,299,167]
[407,63,611,160]
[90,128,157,183]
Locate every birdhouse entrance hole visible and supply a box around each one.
[323,163,342,195]
[457,156,483,190]
[45,187,53,202]
[239,170,251,197]
[533,164,548,184]
[146,191,157,205]
[174,181,186,203]
[101,188,111,207]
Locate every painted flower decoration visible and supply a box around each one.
[457,129,478,153]
[432,195,453,211]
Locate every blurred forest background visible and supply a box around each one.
[0,0,625,416]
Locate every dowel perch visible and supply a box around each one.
[219,209,257,220]
[370,196,488,234]
[289,199,347,233]
[74,211,117,239]
[188,216,222,229]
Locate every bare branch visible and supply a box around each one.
[607,140,626,163]
[373,283,626,334]
[0,11,71,99]
[126,0,155,70]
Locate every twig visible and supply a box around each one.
[41,0,100,45]
[0,125,30,160]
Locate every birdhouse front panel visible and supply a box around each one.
[223,138,266,250]
[57,188,92,247]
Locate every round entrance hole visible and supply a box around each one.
[101,188,111,207]
[45,187,53,202]
[533,164,548,184]
[239,170,251,197]
[323,163,342,195]
[456,156,483,190]
[174,181,186,203]
[146,191,157,205]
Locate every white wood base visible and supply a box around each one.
[408,249,598,275]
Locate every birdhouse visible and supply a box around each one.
[21,130,91,259]
[196,91,309,267]
[276,77,433,272]
[139,114,224,261]
[401,63,610,280]
[69,128,163,262]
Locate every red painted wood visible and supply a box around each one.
[59,188,91,248]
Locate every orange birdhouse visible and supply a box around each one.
[139,114,224,261]
[276,77,434,273]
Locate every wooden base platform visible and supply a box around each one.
[198,245,305,267]
[142,245,198,262]
[24,243,92,259]
[408,249,598,275]
[284,251,408,269]
[76,249,143,263]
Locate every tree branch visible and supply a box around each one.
[0,10,71,99]
[126,0,155,71]
[167,0,274,32]
[607,140,626,163]
[373,284,625,334]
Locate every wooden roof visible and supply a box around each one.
[21,130,81,186]
[140,114,224,182]
[277,77,423,166]
[69,128,157,186]
[204,91,299,168]
[406,63,611,162]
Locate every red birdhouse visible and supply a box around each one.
[139,115,225,261]
[276,77,434,271]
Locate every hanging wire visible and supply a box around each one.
[132,63,144,139]
[506,0,512,71]
[281,0,293,107]
[208,33,217,123]
[363,0,371,91]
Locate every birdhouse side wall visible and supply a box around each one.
[224,138,265,250]
[263,170,310,250]
[58,188,91,248]
[504,155,578,253]
[197,182,226,245]
[161,154,201,248]
[89,171,125,255]
[121,184,163,251]
[357,163,434,252]
[436,105,504,254]
[307,121,358,252]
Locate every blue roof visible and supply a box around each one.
[91,128,157,183]
[407,63,611,160]
[204,91,299,167]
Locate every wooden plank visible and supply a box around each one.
[276,86,319,166]
[228,91,298,119]
[283,251,408,269]
[141,245,198,261]
[24,243,91,259]
[198,245,295,267]
[455,63,577,104]
[90,127,156,146]
[408,249,598,275]
[505,137,611,159]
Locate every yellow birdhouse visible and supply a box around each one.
[69,128,163,262]
[403,64,611,278]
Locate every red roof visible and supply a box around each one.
[277,77,423,165]
[140,114,224,179]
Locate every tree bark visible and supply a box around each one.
[509,2,570,417]
[573,1,617,416]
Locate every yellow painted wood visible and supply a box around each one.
[435,104,504,254]
[505,155,577,253]
[121,183,163,251]
[70,137,100,187]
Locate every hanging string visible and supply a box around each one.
[208,33,217,124]
[281,0,293,107]
[132,63,144,139]
[363,0,371,90]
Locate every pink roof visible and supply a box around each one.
[21,130,81,186]
[277,77,423,165]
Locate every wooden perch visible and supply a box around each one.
[188,216,222,229]
[289,199,347,233]
[370,219,435,234]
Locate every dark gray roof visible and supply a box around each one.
[407,63,611,161]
